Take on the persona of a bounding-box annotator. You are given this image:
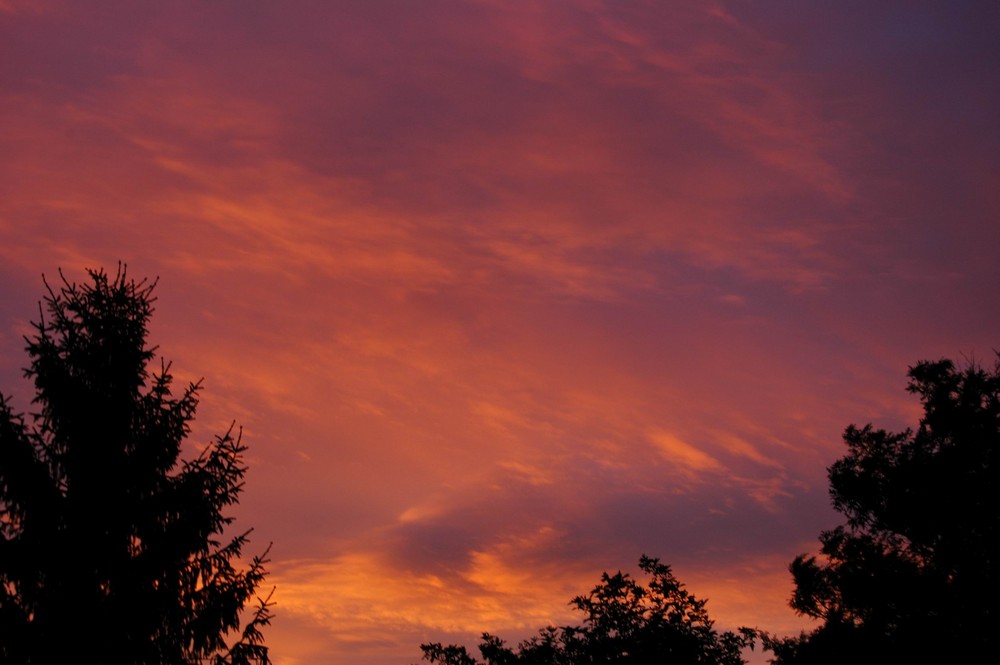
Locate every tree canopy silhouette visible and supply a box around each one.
[421,555,756,665]
[768,356,999,664]
[0,266,273,665]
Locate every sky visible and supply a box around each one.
[1,1,999,663]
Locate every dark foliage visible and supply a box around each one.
[769,356,1000,663]
[0,267,273,664]
[421,556,756,665]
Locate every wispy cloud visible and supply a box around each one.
[1,2,998,664]
[647,429,724,474]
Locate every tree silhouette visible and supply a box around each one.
[768,356,999,663]
[421,555,756,665]
[0,266,273,665]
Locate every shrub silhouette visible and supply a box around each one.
[421,555,755,665]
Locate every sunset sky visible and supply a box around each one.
[2,1,999,664]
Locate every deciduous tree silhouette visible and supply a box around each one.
[0,266,273,665]
[421,555,756,665]
[768,356,999,664]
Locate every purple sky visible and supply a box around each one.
[2,2,999,664]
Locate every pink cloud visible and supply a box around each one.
[1,2,998,665]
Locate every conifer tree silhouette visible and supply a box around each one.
[0,266,273,665]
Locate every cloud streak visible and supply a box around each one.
[1,2,999,664]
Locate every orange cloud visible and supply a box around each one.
[2,3,998,665]
[647,429,723,474]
